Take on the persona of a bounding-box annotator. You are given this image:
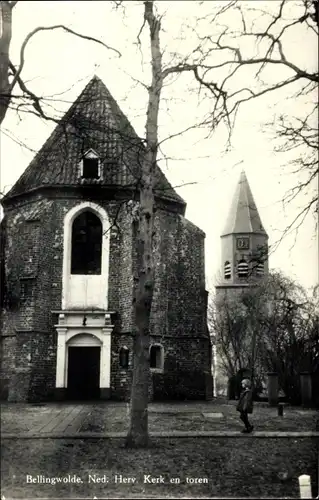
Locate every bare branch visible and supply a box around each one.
[10,24,121,91]
[9,61,60,124]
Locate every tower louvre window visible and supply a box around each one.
[71,211,102,275]
[224,261,231,279]
[237,260,248,278]
[256,262,264,276]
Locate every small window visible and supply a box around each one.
[119,347,129,369]
[150,344,164,370]
[237,260,248,278]
[83,158,99,179]
[224,261,231,280]
[81,149,100,179]
[20,278,34,303]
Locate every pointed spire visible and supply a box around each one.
[221,170,267,236]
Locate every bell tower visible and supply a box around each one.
[213,171,269,396]
[217,171,269,292]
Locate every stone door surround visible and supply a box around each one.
[54,310,114,400]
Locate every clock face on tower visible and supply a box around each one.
[236,237,250,250]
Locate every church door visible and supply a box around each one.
[67,347,100,400]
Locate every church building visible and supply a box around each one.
[0,76,211,403]
[216,170,269,294]
[214,170,269,395]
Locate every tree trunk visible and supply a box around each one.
[126,0,163,448]
[0,2,13,125]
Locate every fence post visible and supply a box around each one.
[300,372,312,407]
[298,474,312,499]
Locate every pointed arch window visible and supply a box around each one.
[224,261,231,280]
[237,260,248,278]
[71,211,102,275]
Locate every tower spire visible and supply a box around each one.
[217,170,269,287]
[222,170,267,237]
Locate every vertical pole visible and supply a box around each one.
[267,372,278,406]
[298,474,312,499]
[300,372,312,407]
[55,326,67,400]
[55,327,67,388]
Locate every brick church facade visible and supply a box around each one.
[0,76,211,403]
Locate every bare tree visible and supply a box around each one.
[189,0,318,236]
[2,0,317,447]
[126,0,206,447]
[210,283,266,397]
[125,1,161,448]
[0,1,120,125]
[210,271,319,402]
[258,271,318,403]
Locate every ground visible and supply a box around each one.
[1,400,318,499]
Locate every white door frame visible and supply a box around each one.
[55,313,113,392]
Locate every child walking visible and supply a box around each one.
[236,378,254,433]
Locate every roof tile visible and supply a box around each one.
[222,171,267,236]
[5,76,185,207]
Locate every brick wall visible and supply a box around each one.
[1,190,211,402]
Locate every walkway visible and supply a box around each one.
[1,400,318,439]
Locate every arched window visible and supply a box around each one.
[150,344,164,370]
[119,347,129,369]
[71,211,102,275]
[224,261,231,279]
[237,259,248,278]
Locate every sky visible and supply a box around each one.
[0,0,318,293]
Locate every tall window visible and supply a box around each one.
[256,262,264,276]
[237,259,248,278]
[224,261,231,279]
[150,344,164,370]
[71,211,102,274]
[119,347,129,369]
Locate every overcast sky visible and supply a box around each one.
[0,0,318,292]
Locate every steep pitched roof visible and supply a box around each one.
[221,171,267,236]
[4,76,185,208]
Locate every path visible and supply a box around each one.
[1,400,318,438]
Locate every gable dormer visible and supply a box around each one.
[80,149,100,179]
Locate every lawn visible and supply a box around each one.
[1,437,318,499]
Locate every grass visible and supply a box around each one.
[1,437,318,499]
